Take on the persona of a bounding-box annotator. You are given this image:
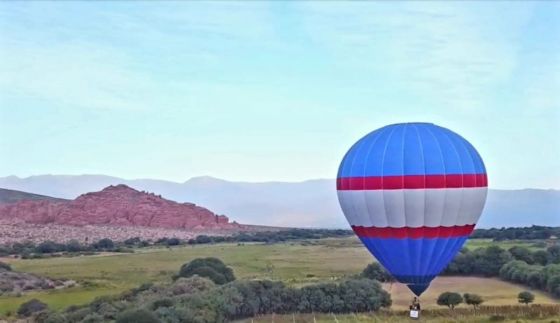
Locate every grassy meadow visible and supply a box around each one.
[0,237,558,316]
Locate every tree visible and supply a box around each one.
[463,293,484,309]
[547,246,560,264]
[178,257,235,285]
[36,241,58,254]
[517,291,535,305]
[116,309,160,323]
[17,299,48,317]
[195,235,212,244]
[472,246,512,276]
[533,250,549,266]
[66,239,83,252]
[166,238,181,246]
[361,263,393,282]
[94,238,114,250]
[508,246,534,264]
[437,292,463,309]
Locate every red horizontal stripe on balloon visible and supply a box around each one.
[351,224,475,239]
[337,174,487,190]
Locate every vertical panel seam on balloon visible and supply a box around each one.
[348,127,392,270]
[440,128,468,276]
[401,124,416,284]
[412,123,432,278]
[379,125,399,272]
[423,125,449,278]
[359,126,391,269]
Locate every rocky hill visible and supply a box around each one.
[0,263,67,296]
[0,185,239,230]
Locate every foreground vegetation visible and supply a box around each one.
[1,237,558,317]
[11,258,558,323]
[12,257,391,322]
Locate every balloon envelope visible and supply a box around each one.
[337,123,487,296]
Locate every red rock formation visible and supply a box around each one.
[0,185,239,230]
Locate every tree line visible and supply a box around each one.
[0,229,353,258]
[443,245,560,298]
[0,238,127,259]
[471,226,560,241]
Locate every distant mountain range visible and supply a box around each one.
[0,188,67,204]
[1,175,558,228]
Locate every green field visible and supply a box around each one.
[464,239,546,251]
[0,237,557,316]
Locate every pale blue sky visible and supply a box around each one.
[0,1,558,189]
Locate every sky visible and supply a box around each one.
[0,1,559,189]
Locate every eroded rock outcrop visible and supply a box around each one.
[0,185,239,230]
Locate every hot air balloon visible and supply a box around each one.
[337,123,487,296]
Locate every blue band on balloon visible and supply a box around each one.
[359,236,469,278]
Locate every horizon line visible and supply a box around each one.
[0,173,558,191]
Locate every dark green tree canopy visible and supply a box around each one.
[361,263,393,282]
[437,292,463,309]
[517,291,535,305]
[178,257,235,285]
[463,293,484,309]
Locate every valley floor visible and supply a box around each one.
[0,237,558,316]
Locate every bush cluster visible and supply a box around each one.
[177,258,235,285]
[500,261,560,297]
[360,263,394,282]
[444,244,560,297]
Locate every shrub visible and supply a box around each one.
[436,292,463,309]
[170,276,215,296]
[548,245,560,264]
[0,261,12,271]
[81,313,105,323]
[518,291,535,305]
[195,235,212,244]
[65,240,83,252]
[94,238,114,250]
[151,298,174,310]
[361,263,393,282]
[116,309,161,323]
[509,246,534,264]
[17,298,48,317]
[166,238,181,246]
[40,312,68,323]
[178,258,235,285]
[36,241,59,254]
